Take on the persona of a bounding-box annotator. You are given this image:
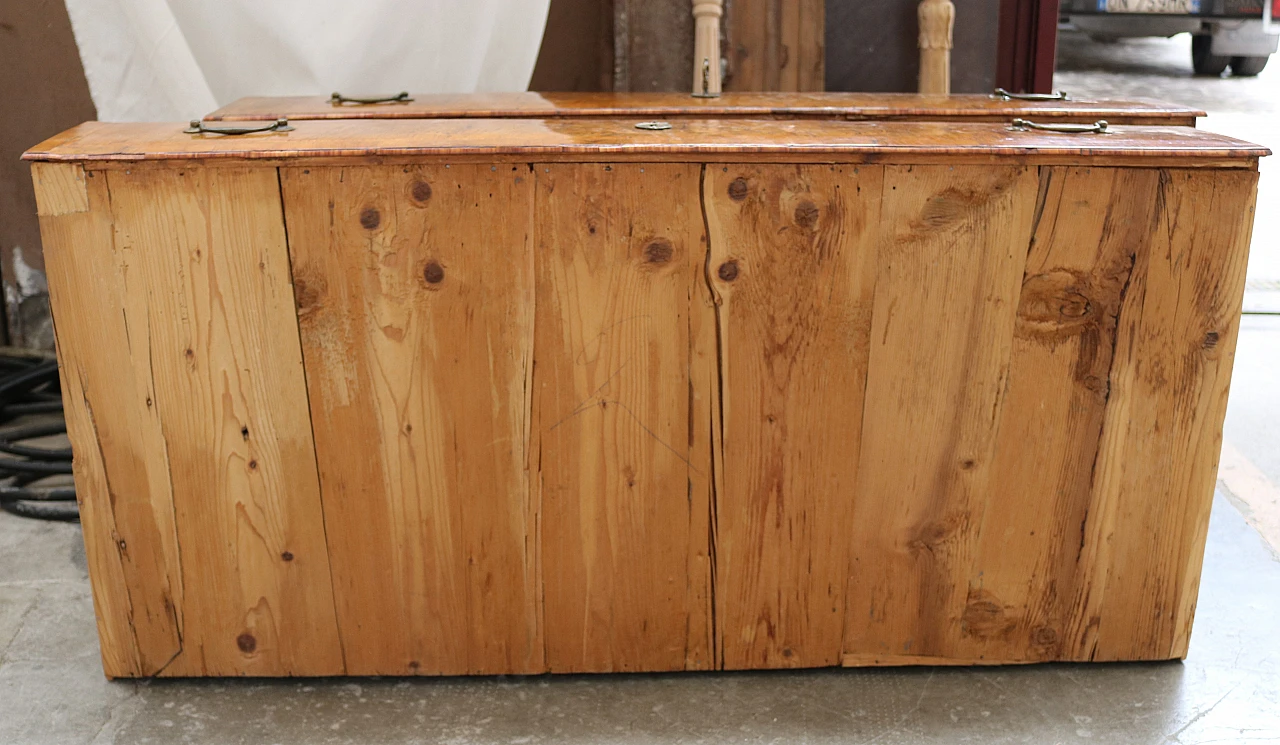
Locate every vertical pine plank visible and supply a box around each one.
[797,0,825,92]
[726,0,824,91]
[688,172,719,672]
[534,163,709,672]
[842,165,1039,665]
[106,166,343,676]
[282,163,541,675]
[703,164,880,669]
[38,166,183,678]
[952,167,1157,663]
[1068,168,1258,661]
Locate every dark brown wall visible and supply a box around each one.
[825,0,1001,93]
[614,0,695,92]
[529,0,697,93]
[0,0,97,348]
[530,0,828,93]
[529,0,615,91]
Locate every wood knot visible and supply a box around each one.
[1032,626,1058,647]
[960,458,976,471]
[236,633,257,653]
[359,206,381,230]
[727,178,749,201]
[717,260,740,282]
[794,200,820,230]
[410,180,433,204]
[293,275,325,316]
[1203,331,1220,350]
[644,239,674,265]
[408,660,421,670]
[1016,271,1096,340]
[961,589,1017,640]
[1081,375,1109,398]
[918,188,984,230]
[423,261,445,285]
[281,551,294,562]
[241,426,249,441]
[908,512,966,553]
[247,459,258,471]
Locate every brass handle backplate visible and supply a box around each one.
[330,91,414,105]
[1009,118,1109,134]
[993,88,1070,101]
[186,117,294,135]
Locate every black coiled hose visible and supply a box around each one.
[0,354,76,521]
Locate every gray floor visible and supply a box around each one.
[3,31,1280,745]
[3,493,1277,744]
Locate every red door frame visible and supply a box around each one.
[997,0,1060,93]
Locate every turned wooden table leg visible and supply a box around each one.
[919,0,955,95]
[692,0,724,97]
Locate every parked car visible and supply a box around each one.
[1061,0,1279,75]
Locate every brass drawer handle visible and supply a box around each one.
[330,91,413,105]
[185,117,294,135]
[1009,118,1109,134]
[993,88,1070,101]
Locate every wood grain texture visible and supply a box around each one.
[38,153,1261,676]
[38,167,183,678]
[704,164,880,668]
[282,164,541,675]
[726,0,824,91]
[843,165,1039,661]
[1067,168,1258,662]
[953,167,1156,663]
[205,91,1203,124]
[687,169,720,672]
[105,167,343,676]
[30,161,88,215]
[23,121,1266,167]
[611,0,694,92]
[533,163,711,672]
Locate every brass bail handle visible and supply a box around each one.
[185,117,294,135]
[993,88,1070,101]
[330,91,414,105]
[1009,118,1109,134]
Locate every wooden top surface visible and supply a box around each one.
[205,91,1205,123]
[24,119,1268,166]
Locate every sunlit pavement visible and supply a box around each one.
[1056,28,1280,283]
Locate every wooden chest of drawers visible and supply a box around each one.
[26,116,1265,677]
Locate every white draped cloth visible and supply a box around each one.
[62,0,551,122]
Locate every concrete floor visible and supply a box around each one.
[3,31,1280,745]
[3,496,1278,745]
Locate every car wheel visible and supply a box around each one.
[1231,56,1269,76]
[1192,34,1230,76]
